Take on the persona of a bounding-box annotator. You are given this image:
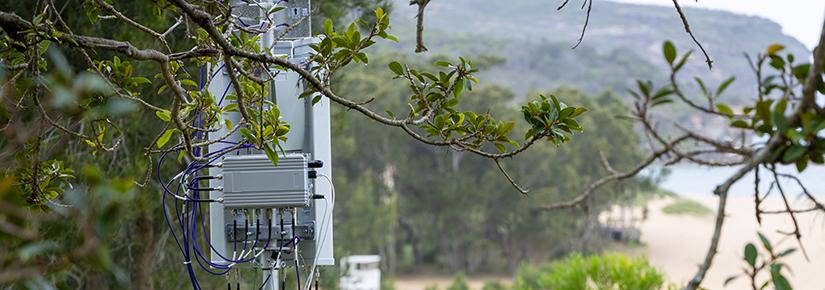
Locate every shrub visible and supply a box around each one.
[512,253,667,290]
[482,281,508,290]
[662,198,713,216]
[447,273,470,290]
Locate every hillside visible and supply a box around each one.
[382,0,809,103]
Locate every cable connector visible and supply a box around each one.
[308,160,323,168]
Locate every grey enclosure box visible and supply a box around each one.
[221,154,310,208]
[230,0,311,39]
[273,0,311,39]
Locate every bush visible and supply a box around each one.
[512,253,667,290]
[662,198,712,216]
[447,273,470,290]
[482,281,508,290]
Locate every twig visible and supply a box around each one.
[670,0,712,69]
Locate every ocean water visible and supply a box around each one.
[658,164,825,198]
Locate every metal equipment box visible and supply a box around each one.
[221,154,311,208]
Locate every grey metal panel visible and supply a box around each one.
[272,38,318,151]
[221,154,310,208]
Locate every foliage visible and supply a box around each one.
[481,281,508,290]
[617,36,825,290]
[724,232,797,290]
[661,198,712,217]
[330,52,653,273]
[511,253,668,290]
[446,273,470,290]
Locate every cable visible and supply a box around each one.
[303,173,335,290]
[257,274,272,290]
[288,208,301,290]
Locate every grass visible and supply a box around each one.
[661,198,713,216]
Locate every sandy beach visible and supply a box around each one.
[639,196,825,289]
[394,195,825,289]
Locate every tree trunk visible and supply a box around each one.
[133,213,157,290]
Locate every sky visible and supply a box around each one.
[613,0,825,49]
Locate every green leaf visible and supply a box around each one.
[132,76,151,85]
[453,78,464,98]
[756,100,774,123]
[434,60,451,68]
[695,77,708,96]
[180,79,199,88]
[324,19,334,36]
[563,119,582,131]
[355,52,369,64]
[796,156,808,172]
[663,41,677,65]
[240,127,256,143]
[388,61,404,75]
[777,248,797,258]
[757,232,773,253]
[744,243,757,267]
[783,145,807,163]
[716,76,736,97]
[494,143,506,153]
[569,107,588,118]
[731,120,750,129]
[716,103,734,116]
[674,50,693,71]
[263,143,279,166]
[498,121,515,136]
[792,64,810,82]
[774,98,789,132]
[156,129,175,148]
[723,275,739,286]
[155,110,172,122]
[770,264,792,290]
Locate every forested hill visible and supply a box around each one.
[384,0,809,101]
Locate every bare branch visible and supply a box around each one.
[670,0,712,69]
[538,135,689,211]
[495,158,529,195]
[410,0,430,53]
[571,0,592,49]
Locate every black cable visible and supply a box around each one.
[295,259,302,290]
[257,274,272,290]
[255,216,261,244]
[279,212,285,251]
[267,213,273,244]
[243,219,249,251]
